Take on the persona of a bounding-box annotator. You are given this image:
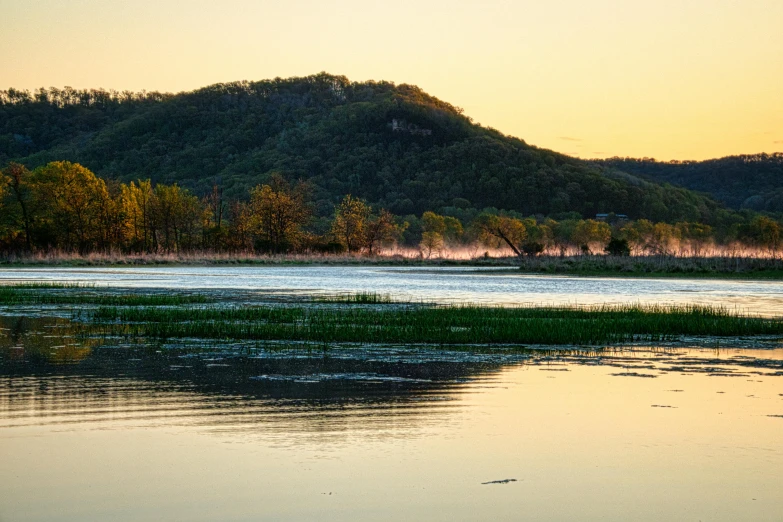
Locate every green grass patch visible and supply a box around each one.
[84,303,783,346]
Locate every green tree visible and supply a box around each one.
[0,162,35,251]
[676,222,713,256]
[744,216,781,255]
[552,219,579,255]
[604,237,631,256]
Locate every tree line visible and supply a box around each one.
[1,161,781,258]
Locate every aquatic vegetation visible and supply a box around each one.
[315,291,396,304]
[84,302,783,346]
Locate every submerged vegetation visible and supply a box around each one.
[0,284,210,305]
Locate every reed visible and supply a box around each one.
[315,291,396,304]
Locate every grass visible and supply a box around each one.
[83,302,783,346]
[315,291,396,304]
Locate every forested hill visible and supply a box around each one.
[1,73,728,224]
[593,154,783,213]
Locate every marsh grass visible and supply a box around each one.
[315,292,396,304]
[85,302,783,346]
[2,282,93,289]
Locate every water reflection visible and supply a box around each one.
[2,315,783,521]
[0,316,96,364]
[2,314,781,437]
[0,316,504,440]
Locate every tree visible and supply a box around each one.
[421,211,463,248]
[743,216,781,255]
[120,180,156,252]
[472,213,527,256]
[649,222,681,255]
[249,175,311,253]
[421,211,446,236]
[226,201,254,252]
[31,161,111,253]
[552,219,579,255]
[571,219,611,254]
[522,218,553,255]
[420,231,444,258]
[203,183,227,250]
[605,237,631,256]
[676,222,713,256]
[620,219,654,254]
[332,195,371,252]
[365,209,403,256]
[1,162,34,251]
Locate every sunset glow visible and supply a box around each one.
[2,0,781,160]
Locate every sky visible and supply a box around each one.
[1,0,782,161]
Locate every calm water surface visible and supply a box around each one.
[1,267,782,521]
[2,265,783,313]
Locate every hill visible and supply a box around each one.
[1,73,731,224]
[593,154,783,213]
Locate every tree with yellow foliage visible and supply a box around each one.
[331,195,371,253]
[31,161,111,253]
[120,180,156,252]
[249,174,311,253]
[472,213,527,256]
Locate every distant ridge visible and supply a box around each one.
[593,154,783,213]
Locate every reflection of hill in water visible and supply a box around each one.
[0,316,507,439]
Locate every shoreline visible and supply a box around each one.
[1,253,782,280]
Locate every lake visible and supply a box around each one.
[2,265,783,313]
[1,267,782,521]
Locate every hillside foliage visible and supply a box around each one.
[1,73,734,226]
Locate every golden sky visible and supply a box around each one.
[2,0,781,160]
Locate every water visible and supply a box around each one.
[2,265,783,313]
[1,267,782,520]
